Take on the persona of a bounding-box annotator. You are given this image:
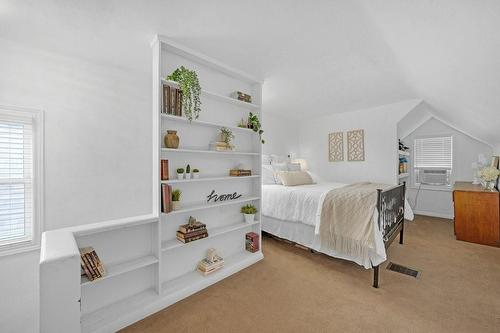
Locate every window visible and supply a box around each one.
[414,136,453,186]
[0,106,43,255]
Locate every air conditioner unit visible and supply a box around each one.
[417,169,449,186]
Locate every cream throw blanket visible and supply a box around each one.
[319,182,389,264]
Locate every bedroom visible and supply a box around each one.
[1,1,500,332]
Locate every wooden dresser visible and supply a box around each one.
[453,181,500,247]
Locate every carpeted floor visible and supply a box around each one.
[122,215,500,333]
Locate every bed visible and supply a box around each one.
[262,176,414,288]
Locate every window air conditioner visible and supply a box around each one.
[418,169,449,186]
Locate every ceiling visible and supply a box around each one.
[0,0,499,146]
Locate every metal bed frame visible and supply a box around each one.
[372,182,406,288]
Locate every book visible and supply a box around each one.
[245,232,260,253]
[178,221,206,233]
[161,184,172,213]
[176,232,208,243]
[80,247,106,281]
[197,265,223,276]
[176,229,208,239]
[160,159,169,181]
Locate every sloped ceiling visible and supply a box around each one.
[0,1,498,145]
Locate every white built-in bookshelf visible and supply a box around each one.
[39,35,264,333]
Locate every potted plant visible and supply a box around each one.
[193,168,200,179]
[241,204,257,223]
[248,112,265,144]
[166,66,201,122]
[176,168,184,180]
[220,127,235,150]
[171,189,182,210]
[185,164,191,179]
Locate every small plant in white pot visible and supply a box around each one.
[176,168,184,180]
[193,168,200,179]
[241,204,257,223]
[171,189,182,210]
[185,164,191,179]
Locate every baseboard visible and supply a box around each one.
[413,209,453,219]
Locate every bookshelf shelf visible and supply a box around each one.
[162,196,260,216]
[81,255,159,286]
[161,147,260,156]
[162,79,261,110]
[161,113,256,133]
[161,220,260,251]
[162,251,263,296]
[162,175,260,184]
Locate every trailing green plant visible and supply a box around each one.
[220,127,235,145]
[241,204,257,214]
[193,168,199,173]
[166,66,201,122]
[176,168,184,174]
[248,112,264,144]
[186,164,191,173]
[171,189,182,201]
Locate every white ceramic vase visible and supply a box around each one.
[193,173,200,179]
[172,201,181,211]
[243,213,255,223]
[185,173,191,180]
[177,173,183,180]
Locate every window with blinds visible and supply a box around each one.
[414,136,453,186]
[0,115,34,248]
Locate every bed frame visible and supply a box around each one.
[263,182,406,288]
[372,182,406,288]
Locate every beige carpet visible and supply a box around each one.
[122,216,500,333]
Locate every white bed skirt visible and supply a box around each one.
[262,215,387,268]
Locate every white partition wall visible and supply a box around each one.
[40,36,263,333]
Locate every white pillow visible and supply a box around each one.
[262,165,276,184]
[271,155,290,164]
[287,163,301,171]
[307,171,323,183]
[272,162,288,184]
[277,171,314,186]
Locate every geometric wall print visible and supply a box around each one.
[329,132,344,162]
[347,129,365,161]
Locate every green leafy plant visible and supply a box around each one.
[193,168,199,173]
[186,164,191,173]
[248,112,264,144]
[241,204,257,214]
[167,66,201,122]
[171,189,182,202]
[220,127,235,145]
[176,168,184,174]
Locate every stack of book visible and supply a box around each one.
[231,91,252,103]
[197,254,224,276]
[229,169,252,177]
[245,232,260,253]
[162,85,183,116]
[161,184,172,213]
[209,141,234,151]
[80,247,106,282]
[176,217,208,243]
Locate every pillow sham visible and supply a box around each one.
[271,162,288,184]
[287,163,301,171]
[277,171,314,186]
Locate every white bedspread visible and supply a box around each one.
[262,182,348,226]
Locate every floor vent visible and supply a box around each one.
[386,262,421,278]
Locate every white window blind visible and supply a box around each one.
[0,116,33,247]
[414,136,453,169]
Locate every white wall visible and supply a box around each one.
[0,38,153,332]
[262,112,299,157]
[403,117,493,218]
[298,100,419,184]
